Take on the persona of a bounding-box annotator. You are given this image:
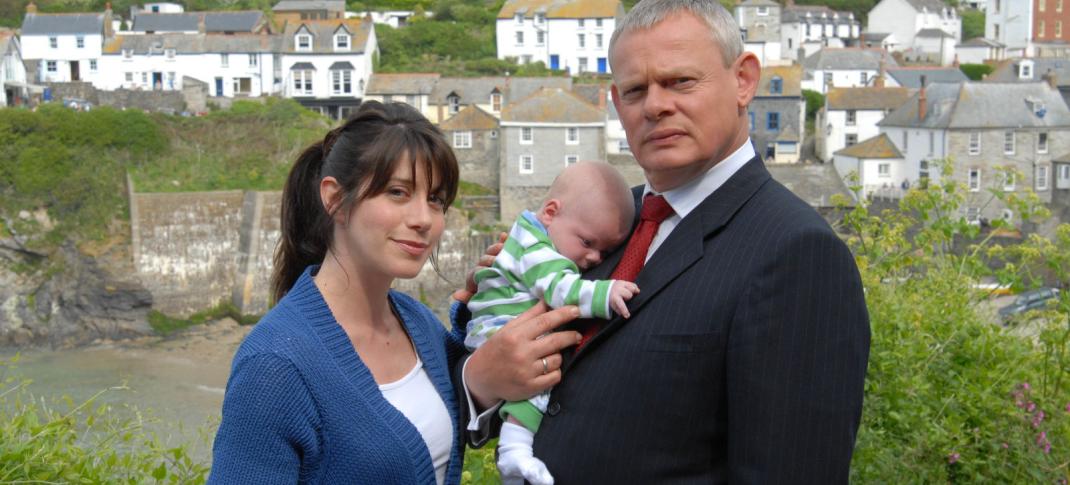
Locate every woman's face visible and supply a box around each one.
[337,156,447,282]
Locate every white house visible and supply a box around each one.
[20,5,110,84]
[780,5,861,61]
[956,37,1007,63]
[985,0,1033,56]
[1,32,29,106]
[801,48,895,93]
[833,133,908,199]
[280,17,377,119]
[495,0,623,74]
[818,86,912,161]
[352,10,432,28]
[100,33,279,96]
[867,0,961,52]
[909,28,957,64]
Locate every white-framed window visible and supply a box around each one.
[1001,170,1016,191]
[167,71,175,89]
[757,6,769,15]
[618,140,631,153]
[447,94,460,114]
[335,34,350,51]
[860,72,868,85]
[968,167,981,191]
[565,127,579,144]
[142,72,148,84]
[565,155,578,166]
[966,207,980,223]
[221,53,229,67]
[453,131,472,149]
[968,132,981,155]
[520,127,533,144]
[845,133,857,146]
[1037,165,1049,190]
[824,71,833,88]
[76,36,84,48]
[515,13,523,23]
[595,18,603,27]
[596,33,603,48]
[516,31,524,46]
[1038,132,1048,153]
[1020,62,1033,79]
[249,54,257,67]
[578,57,588,72]
[578,19,585,28]
[1001,209,1014,221]
[537,31,545,46]
[1004,131,1015,154]
[520,155,534,174]
[46,61,57,73]
[165,48,176,59]
[122,49,133,59]
[491,93,502,112]
[846,110,856,126]
[232,77,251,95]
[89,59,97,71]
[878,163,891,177]
[49,37,57,48]
[535,13,545,24]
[1061,164,1070,182]
[578,33,585,48]
[293,70,313,95]
[331,70,352,95]
[296,34,312,51]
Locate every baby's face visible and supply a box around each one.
[545,206,629,271]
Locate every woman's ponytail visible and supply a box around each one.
[272,141,330,303]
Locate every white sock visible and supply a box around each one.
[497,422,554,485]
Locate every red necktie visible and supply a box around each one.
[578,194,674,347]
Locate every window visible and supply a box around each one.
[878,163,890,177]
[860,72,868,85]
[566,127,579,144]
[447,94,460,114]
[167,71,175,89]
[846,110,856,125]
[1039,20,1047,37]
[1019,62,1033,79]
[770,77,782,94]
[537,31,545,45]
[296,34,312,51]
[49,37,57,48]
[76,36,84,48]
[247,54,256,67]
[520,155,534,174]
[1001,170,1016,191]
[824,71,833,88]
[757,6,769,15]
[1061,164,1070,181]
[618,140,631,153]
[995,0,1001,11]
[221,54,229,67]
[920,160,930,179]
[596,18,602,27]
[1059,0,1064,12]
[331,70,352,95]
[994,23,1001,39]
[520,127,533,144]
[46,61,57,73]
[1004,131,1015,154]
[516,31,524,45]
[565,155,578,166]
[233,77,251,95]
[578,57,588,72]
[846,134,858,146]
[578,33,586,48]
[515,13,523,23]
[966,207,980,223]
[767,112,780,131]
[142,72,148,84]
[293,70,313,95]
[125,72,133,82]
[1037,166,1049,190]
[596,34,603,48]
[968,168,981,191]
[491,93,502,112]
[578,19,585,28]
[123,49,133,59]
[163,48,175,59]
[335,34,350,50]
[902,131,909,151]
[89,59,97,71]
[1057,21,1063,37]
[1040,0,1046,11]
[969,132,981,154]
[453,131,472,149]
[535,13,545,24]
[1039,132,1049,153]
[928,131,935,155]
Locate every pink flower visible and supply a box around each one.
[1032,410,1045,428]
[947,452,960,464]
[1027,402,1037,412]
[1022,382,1031,391]
[1065,402,1070,413]
[1001,442,1009,449]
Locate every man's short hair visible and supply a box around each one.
[609,0,743,69]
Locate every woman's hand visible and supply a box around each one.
[452,232,508,303]
[464,302,581,408]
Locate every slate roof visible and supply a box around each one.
[273,0,345,11]
[440,105,499,131]
[739,0,779,7]
[205,11,264,32]
[281,18,373,53]
[879,82,1070,129]
[904,0,948,12]
[916,28,952,38]
[987,58,1070,86]
[570,82,609,106]
[757,65,802,97]
[782,5,858,23]
[766,164,855,208]
[501,87,604,123]
[834,133,903,158]
[886,67,967,88]
[959,37,1003,47]
[132,11,264,34]
[429,76,572,105]
[21,13,104,35]
[366,73,440,95]
[803,48,895,71]
[826,86,912,110]
[103,33,282,54]
[863,32,891,42]
[497,0,622,20]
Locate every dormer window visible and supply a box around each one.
[76,36,85,48]
[447,93,460,114]
[1019,60,1034,79]
[335,33,350,51]
[122,49,133,59]
[770,76,782,94]
[535,13,545,24]
[515,13,523,23]
[491,91,502,112]
[165,48,176,59]
[49,37,57,48]
[296,33,312,51]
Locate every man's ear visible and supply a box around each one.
[734,52,762,109]
[319,176,346,225]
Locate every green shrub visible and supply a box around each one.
[960,63,995,81]
[149,302,262,336]
[803,89,825,122]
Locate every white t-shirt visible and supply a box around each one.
[380,357,453,485]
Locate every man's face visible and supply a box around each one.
[610,12,755,192]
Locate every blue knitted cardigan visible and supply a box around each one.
[209,266,467,484]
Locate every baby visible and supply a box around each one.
[465,161,638,485]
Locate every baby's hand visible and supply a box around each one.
[608,281,639,319]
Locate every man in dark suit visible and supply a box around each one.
[460,0,870,482]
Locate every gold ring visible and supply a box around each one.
[541,357,549,375]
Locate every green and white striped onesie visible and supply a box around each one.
[465,211,618,431]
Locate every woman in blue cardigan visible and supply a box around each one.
[209,101,469,484]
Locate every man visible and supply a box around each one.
[461,0,870,482]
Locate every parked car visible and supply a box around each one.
[999,287,1061,324]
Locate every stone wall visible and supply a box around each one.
[42,81,205,113]
[454,129,500,192]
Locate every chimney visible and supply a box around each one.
[197,13,206,33]
[1043,68,1058,89]
[917,75,927,121]
[26,2,37,13]
[103,2,114,38]
[875,56,886,88]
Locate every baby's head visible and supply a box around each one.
[535,161,635,270]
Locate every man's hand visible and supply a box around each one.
[452,232,508,303]
[465,302,581,408]
[608,281,639,319]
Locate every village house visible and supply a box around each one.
[363,72,440,119]
[986,57,1070,108]
[735,0,783,65]
[817,85,912,161]
[801,48,895,93]
[495,0,623,74]
[279,17,376,119]
[498,87,604,220]
[955,37,1007,63]
[766,163,857,219]
[20,4,111,84]
[910,28,957,64]
[426,76,571,124]
[749,65,805,163]
[780,4,861,61]
[1,31,29,106]
[986,0,1070,57]
[878,81,1070,224]
[861,32,900,51]
[440,105,502,192]
[272,0,345,25]
[832,133,908,199]
[867,0,961,54]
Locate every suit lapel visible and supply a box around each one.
[565,156,772,369]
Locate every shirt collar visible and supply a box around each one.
[643,139,756,220]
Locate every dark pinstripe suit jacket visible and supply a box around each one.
[460,156,870,484]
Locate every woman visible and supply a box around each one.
[209,101,466,484]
